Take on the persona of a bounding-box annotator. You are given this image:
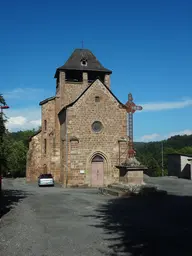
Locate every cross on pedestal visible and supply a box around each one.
[125,93,142,158]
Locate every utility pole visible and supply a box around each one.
[161,141,164,176]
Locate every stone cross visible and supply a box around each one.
[125,93,142,158]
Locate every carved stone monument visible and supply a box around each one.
[116,93,148,184]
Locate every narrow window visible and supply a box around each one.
[44,139,47,154]
[95,96,100,102]
[44,120,47,131]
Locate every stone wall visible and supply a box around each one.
[60,79,127,187]
[27,97,61,182]
[58,71,112,108]
[26,131,42,182]
[41,98,61,182]
[59,71,89,108]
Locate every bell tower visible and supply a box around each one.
[54,49,112,109]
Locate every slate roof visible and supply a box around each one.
[28,129,42,141]
[39,96,56,106]
[58,78,126,117]
[54,49,112,78]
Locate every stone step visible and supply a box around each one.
[100,184,168,197]
[99,187,128,197]
[108,183,143,193]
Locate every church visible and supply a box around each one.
[26,48,128,187]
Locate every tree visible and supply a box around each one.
[0,94,7,187]
[0,94,6,106]
[5,140,27,177]
[0,94,6,139]
[135,135,192,177]
[2,129,38,177]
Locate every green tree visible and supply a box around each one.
[0,94,6,138]
[0,94,7,182]
[135,135,192,177]
[5,140,27,177]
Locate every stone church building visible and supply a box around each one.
[26,48,128,187]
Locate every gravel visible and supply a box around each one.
[0,179,117,256]
[1,176,192,256]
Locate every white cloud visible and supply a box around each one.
[8,116,27,125]
[141,99,192,112]
[4,107,41,131]
[3,87,46,100]
[30,119,41,126]
[140,133,161,142]
[168,129,192,137]
[139,129,192,142]
[6,117,41,131]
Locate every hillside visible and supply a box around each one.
[135,134,192,176]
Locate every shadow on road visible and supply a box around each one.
[84,193,192,256]
[0,189,28,218]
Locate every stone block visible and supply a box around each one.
[117,165,147,185]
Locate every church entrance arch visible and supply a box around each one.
[91,155,104,187]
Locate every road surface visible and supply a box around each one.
[1,177,192,256]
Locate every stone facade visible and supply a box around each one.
[58,79,127,187]
[26,131,42,181]
[26,48,128,186]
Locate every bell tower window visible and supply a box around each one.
[65,70,83,82]
[81,58,87,67]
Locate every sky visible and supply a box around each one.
[0,0,191,142]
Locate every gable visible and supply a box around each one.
[58,78,126,117]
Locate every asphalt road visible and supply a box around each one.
[0,179,116,256]
[1,177,192,256]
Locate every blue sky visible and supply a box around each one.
[0,0,191,141]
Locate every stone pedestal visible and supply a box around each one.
[116,165,148,185]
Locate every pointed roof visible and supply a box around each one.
[54,49,112,78]
[58,78,126,117]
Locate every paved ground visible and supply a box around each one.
[144,175,192,195]
[1,177,192,256]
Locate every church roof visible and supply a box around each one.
[54,49,112,78]
[58,78,126,116]
[28,129,42,141]
[39,96,56,106]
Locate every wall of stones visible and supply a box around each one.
[41,98,63,182]
[26,132,42,181]
[60,79,127,187]
[59,71,111,108]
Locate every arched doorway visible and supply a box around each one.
[91,155,104,186]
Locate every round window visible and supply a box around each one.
[92,121,103,133]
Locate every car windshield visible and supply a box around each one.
[40,174,53,178]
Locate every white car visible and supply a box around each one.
[38,174,54,187]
